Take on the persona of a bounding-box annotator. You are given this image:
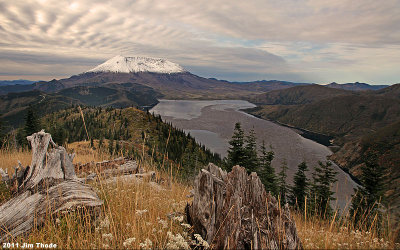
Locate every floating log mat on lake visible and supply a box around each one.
[186,163,303,249]
[0,130,103,241]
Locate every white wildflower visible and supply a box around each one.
[136,209,148,216]
[158,219,168,229]
[100,216,110,229]
[102,244,110,249]
[172,215,184,223]
[139,238,152,249]
[123,237,136,248]
[180,223,191,229]
[166,231,190,250]
[55,218,61,225]
[194,234,209,248]
[102,233,114,242]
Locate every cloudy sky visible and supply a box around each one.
[1,0,399,84]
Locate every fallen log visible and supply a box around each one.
[0,131,103,241]
[186,163,303,249]
[77,160,143,183]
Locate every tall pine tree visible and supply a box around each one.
[258,141,277,195]
[226,122,246,171]
[0,117,4,147]
[277,160,289,204]
[311,161,337,218]
[244,128,258,173]
[290,161,309,210]
[24,105,40,137]
[350,151,385,229]
[108,138,114,156]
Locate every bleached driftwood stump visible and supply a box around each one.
[187,164,303,249]
[0,131,103,241]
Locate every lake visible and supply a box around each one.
[151,99,357,209]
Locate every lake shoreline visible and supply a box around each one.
[243,109,334,147]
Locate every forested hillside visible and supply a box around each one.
[40,106,222,179]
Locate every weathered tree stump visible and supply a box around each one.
[0,131,103,241]
[187,164,303,249]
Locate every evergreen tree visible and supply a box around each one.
[350,151,385,229]
[311,161,337,217]
[52,126,67,146]
[24,106,40,137]
[258,141,277,195]
[277,160,289,204]
[226,122,246,171]
[99,137,104,149]
[115,140,120,155]
[108,138,114,156]
[0,117,4,147]
[290,161,309,210]
[244,128,258,173]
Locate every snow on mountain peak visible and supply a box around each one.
[87,55,185,74]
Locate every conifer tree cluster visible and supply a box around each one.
[12,105,42,147]
[226,122,338,217]
[226,122,277,195]
[309,161,337,217]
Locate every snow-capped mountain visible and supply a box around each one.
[87,55,185,74]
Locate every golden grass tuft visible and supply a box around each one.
[0,147,31,174]
[293,210,398,249]
[67,140,111,164]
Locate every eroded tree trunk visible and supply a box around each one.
[0,131,103,241]
[187,164,303,249]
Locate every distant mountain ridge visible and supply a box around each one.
[0,80,37,86]
[249,84,353,105]
[326,82,388,91]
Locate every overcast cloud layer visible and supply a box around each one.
[1,0,399,84]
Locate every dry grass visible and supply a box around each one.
[0,140,108,174]
[0,141,194,249]
[20,169,192,249]
[293,210,399,249]
[67,140,111,164]
[0,147,31,174]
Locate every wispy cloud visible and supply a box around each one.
[0,0,399,83]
